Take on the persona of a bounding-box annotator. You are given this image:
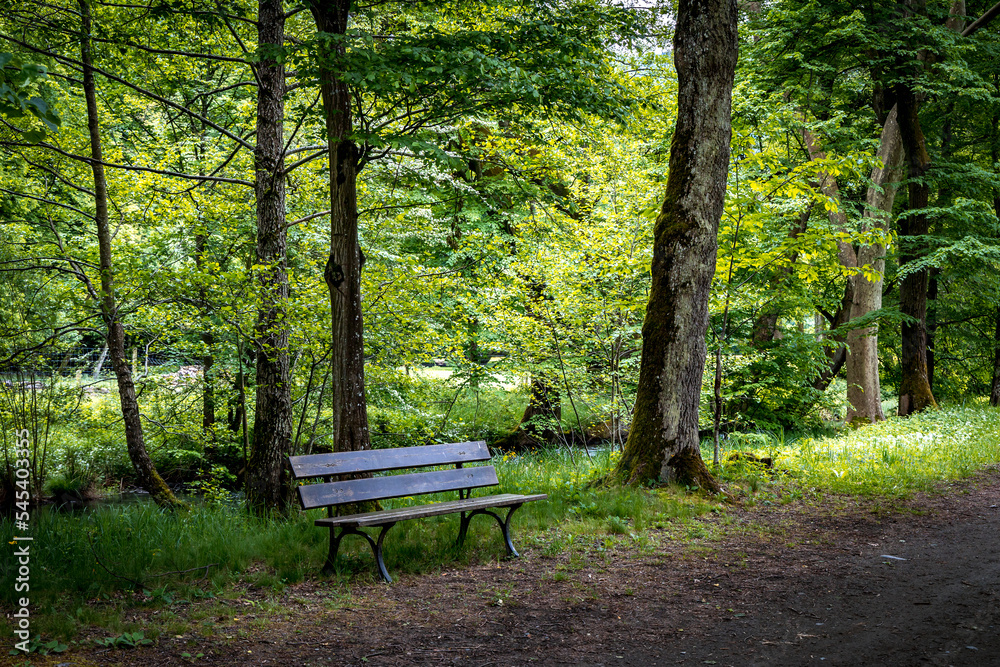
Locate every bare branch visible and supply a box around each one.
[1,140,253,187]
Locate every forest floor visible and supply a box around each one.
[25,465,1000,667]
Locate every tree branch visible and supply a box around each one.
[962,1,1000,36]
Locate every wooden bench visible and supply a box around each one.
[288,441,547,582]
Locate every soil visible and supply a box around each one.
[20,466,1000,667]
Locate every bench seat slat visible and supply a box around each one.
[297,466,499,510]
[289,441,490,479]
[314,493,549,527]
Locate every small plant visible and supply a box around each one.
[94,631,153,649]
[606,515,630,534]
[7,635,68,655]
[181,651,206,661]
[143,585,175,605]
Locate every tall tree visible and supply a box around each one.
[308,0,371,454]
[78,0,181,507]
[895,58,939,416]
[246,0,293,512]
[613,0,737,491]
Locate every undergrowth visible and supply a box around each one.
[713,402,1000,496]
[4,402,999,645]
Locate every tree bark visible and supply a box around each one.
[992,91,1000,408]
[925,267,939,391]
[991,307,1000,408]
[612,0,737,491]
[845,105,905,424]
[495,377,562,451]
[246,0,293,513]
[309,0,371,454]
[196,231,215,432]
[79,0,180,508]
[895,80,938,416]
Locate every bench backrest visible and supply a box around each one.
[289,441,495,511]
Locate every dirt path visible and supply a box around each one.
[63,466,1000,667]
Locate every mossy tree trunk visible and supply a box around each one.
[992,102,1000,409]
[895,81,938,417]
[79,0,181,508]
[246,0,293,513]
[310,0,372,454]
[845,105,904,424]
[612,0,737,492]
[991,307,1000,408]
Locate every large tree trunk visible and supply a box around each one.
[895,81,938,416]
[845,106,905,424]
[246,0,292,513]
[612,0,737,492]
[309,0,371,453]
[79,0,180,508]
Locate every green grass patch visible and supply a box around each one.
[0,446,715,643]
[713,402,1000,496]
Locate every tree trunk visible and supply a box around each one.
[79,0,180,508]
[246,0,292,513]
[201,331,215,431]
[309,0,371,453]
[925,268,939,391]
[991,307,1000,408]
[196,231,216,432]
[895,82,938,416]
[612,0,737,491]
[495,377,562,451]
[845,105,905,424]
[92,343,108,379]
[992,94,1000,408]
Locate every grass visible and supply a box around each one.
[4,401,1000,646]
[712,401,1000,497]
[0,446,715,644]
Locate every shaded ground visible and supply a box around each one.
[25,466,1000,667]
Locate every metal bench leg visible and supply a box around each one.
[322,523,397,583]
[322,527,346,575]
[456,504,524,557]
[457,511,470,547]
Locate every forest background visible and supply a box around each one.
[1,0,999,512]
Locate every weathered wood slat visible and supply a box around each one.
[289,441,490,479]
[297,465,500,510]
[314,493,549,528]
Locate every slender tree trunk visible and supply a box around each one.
[845,106,905,423]
[246,0,292,513]
[991,308,1000,408]
[201,331,215,431]
[895,81,938,416]
[812,289,852,392]
[79,0,180,507]
[991,89,1000,408]
[926,268,939,391]
[196,232,215,432]
[92,343,108,379]
[613,0,737,491]
[309,0,371,454]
